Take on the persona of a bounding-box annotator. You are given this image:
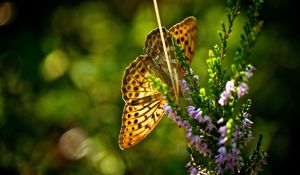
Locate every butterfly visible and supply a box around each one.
[119,16,197,149]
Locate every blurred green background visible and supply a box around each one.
[0,0,298,174]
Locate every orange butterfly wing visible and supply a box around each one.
[169,16,197,64]
[119,16,197,149]
[119,56,167,149]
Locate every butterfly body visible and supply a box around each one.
[119,16,197,149]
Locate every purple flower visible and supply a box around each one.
[218,138,227,145]
[186,162,198,175]
[240,112,254,144]
[207,122,215,131]
[187,106,215,131]
[186,128,212,157]
[163,104,172,113]
[218,126,228,138]
[242,116,253,128]
[181,79,191,94]
[218,146,226,154]
[190,135,201,145]
[189,166,198,175]
[216,125,244,173]
[163,104,190,128]
[215,146,226,173]
[237,83,249,98]
[241,112,253,129]
[233,128,241,138]
[218,91,231,106]
[163,104,175,118]
[215,144,243,173]
[204,115,216,131]
[187,106,203,122]
[186,162,210,175]
[244,65,256,80]
[226,80,235,92]
[227,143,243,172]
[218,80,235,106]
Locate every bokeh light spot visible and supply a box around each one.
[0,2,16,26]
[100,153,125,175]
[69,60,98,90]
[41,49,69,81]
[57,127,90,161]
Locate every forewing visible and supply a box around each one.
[169,16,197,64]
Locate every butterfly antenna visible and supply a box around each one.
[153,0,179,103]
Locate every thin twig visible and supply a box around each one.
[153,0,178,103]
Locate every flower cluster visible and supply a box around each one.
[161,64,267,174]
[237,83,249,98]
[182,79,191,94]
[239,112,254,146]
[186,162,199,175]
[218,65,255,106]
[163,104,189,128]
[244,65,256,80]
[186,162,210,175]
[215,143,243,173]
[158,0,267,174]
[186,128,212,157]
[163,104,213,157]
[215,120,243,173]
[161,62,265,174]
[187,106,215,131]
[186,106,215,156]
[218,80,235,106]
[181,79,193,103]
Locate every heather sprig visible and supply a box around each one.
[150,0,266,174]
